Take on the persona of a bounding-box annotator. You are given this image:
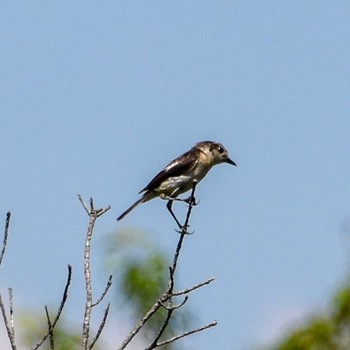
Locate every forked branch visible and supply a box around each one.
[78,195,112,350]
[0,288,17,350]
[31,265,72,350]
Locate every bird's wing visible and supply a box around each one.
[139,148,200,193]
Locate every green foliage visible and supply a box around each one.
[270,281,350,350]
[122,253,167,314]
[273,318,335,350]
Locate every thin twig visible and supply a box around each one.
[78,194,111,218]
[31,265,72,350]
[88,302,111,350]
[0,211,11,266]
[159,296,188,311]
[92,275,113,307]
[8,288,15,341]
[155,320,217,348]
[145,308,174,350]
[44,306,54,350]
[0,213,17,349]
[90,197,94,211]
[0,290,17,350]
[78,194,90,215]
[147,293,187,349]
[117,301,162,350]
[172,277,215,296]
[170,182,197,278]
[183,182,197,226]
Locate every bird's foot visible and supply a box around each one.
[175,224,194,235]
[184,196,199,206]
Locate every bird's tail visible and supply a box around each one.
[117,190,157,221]
[117,197,145,221]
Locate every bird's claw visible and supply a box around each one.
[184,196,199,206]
[175,224,194,235]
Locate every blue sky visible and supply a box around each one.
[1,1,350,349]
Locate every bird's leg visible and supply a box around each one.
[166,200,185,230]
[161,195,199,206]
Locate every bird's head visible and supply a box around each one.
[195,141,236,166]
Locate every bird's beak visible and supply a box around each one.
[225,158,237,166]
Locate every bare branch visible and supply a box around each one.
[155,320,217,348]
[170,182,197,281]
[145,307,174,350]
[90,197,94,212]
[44,306,54,350]
[0,214,17,349]
[0,289,17,350]
[31,265,72,350]
[92,275,113,307]
[0,211,11,266]
[81,203,96,348]
[80,196,111,349]
[172,277,215,296]
[159,296,188,311]
[96,206,111,217]
[88,302,111,350]
[182,181,198,231]
[146,297,189,349]
[78,194,90,215]
[8,288,15,341]
[78,195,111,218]
[117,301,162,350]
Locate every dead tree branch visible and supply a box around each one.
[154,320,217,348]
[172,277,215,296]
[0,212,17,349]
[44,306,54,350]
[92,275,113,307]
[0,211,11,266]
[88,302,111,350]
[117,300,163,350]
[0,288,17,350]
[31,265,72,350]
[78,195,112,350]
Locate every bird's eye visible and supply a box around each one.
[217,146,224,153]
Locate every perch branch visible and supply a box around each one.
[118,183,199,350]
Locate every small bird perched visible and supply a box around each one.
[117,141,236,226]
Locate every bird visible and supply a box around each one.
[117,140,236,227]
